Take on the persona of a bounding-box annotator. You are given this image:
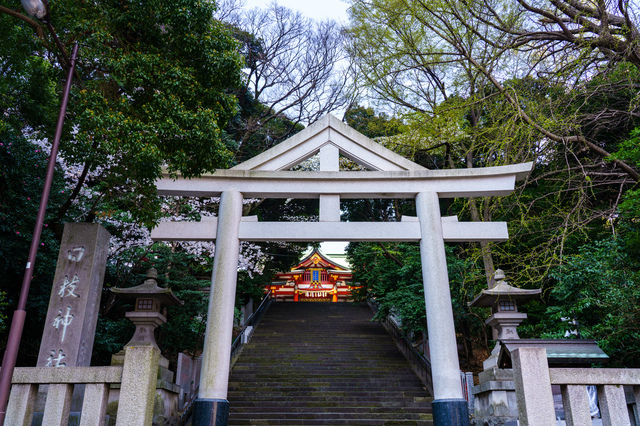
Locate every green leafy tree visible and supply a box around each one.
[1,0,245,364]
[345,0,640,287]
[1,0,244,227]
[91,243,212,365]
[0,130,69,364]
[539,238,640,367]
[343,1,640,368]
[343,104,404,139]
[346,242,488,369]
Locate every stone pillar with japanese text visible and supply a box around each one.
[37,223,111,367]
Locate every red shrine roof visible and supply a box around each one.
[269,248,355,302]
[275,249,351,281]
[295,249,348,271]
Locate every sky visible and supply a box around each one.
[242,0,350,22]
[239,0,351,255]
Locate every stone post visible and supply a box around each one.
[37,223,111,367]
[415,192,469,426]
[561,385,591,426]
[319,144,340,222]
[4,384,37,426]
[41,384,72,426]
[115,346,161,426]
[511,347,556,425]
[598,384,631,426]
[192,190,243,426]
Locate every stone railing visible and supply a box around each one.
[512,347,640,425]
[367,298,435,395]
[3,366,121,426]
[3,345,163,426]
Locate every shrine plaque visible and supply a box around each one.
[37,223,111,367]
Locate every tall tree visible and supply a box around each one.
[226,2,349,162]
[1,0,244,227]
[0,0,244,364]
[345,0,640,286]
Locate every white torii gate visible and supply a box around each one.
[152,114,532,426]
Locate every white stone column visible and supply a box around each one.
[319,144,340,222]
[193,190,243,425]
[416,192,463,400]
[416,192,468,426]
[319,143,339,171]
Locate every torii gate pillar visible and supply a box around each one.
[417,192,468,424]
[192,190,243,425]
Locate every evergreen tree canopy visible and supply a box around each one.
[1,0,244,227]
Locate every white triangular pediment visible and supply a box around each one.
[231,114,426,172]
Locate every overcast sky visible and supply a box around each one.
[238,0,351,255]
[242,0,350,22]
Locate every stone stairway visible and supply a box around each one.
[227,302,433,425]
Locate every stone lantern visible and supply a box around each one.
[468,269,541,425]
[469,269,541,345]
[111,268,183,367]
[110,268,183,423]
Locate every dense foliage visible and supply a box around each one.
[544,238,640,365]
[0,131,69,362]
[2,0,244,228]
[346,242,488,369]
[0,0,317,365]
[343,0,640,367]
[4,0,640,372]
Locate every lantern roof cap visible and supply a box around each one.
[112,268,183,306]
[468,269,541,308]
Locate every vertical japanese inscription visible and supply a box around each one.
[47,249,83,363]
[52,306,75,342]
[59,274,81,298]
[37,223,110,367]
[45,349,67,367]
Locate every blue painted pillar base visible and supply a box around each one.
[432,398,470,426]
[192,398,229,426]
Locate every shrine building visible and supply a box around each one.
[268,249,356,302]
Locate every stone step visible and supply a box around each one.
[226,302,432,425]
[227,394,429,402]
[229,407,430,415]
[228,419,434,425]
[229,384,425,390]
[228,382,425,389]
[229,412,433,421]
[228,396,428,402]
[227,398,429,406]
[228,372,422,378]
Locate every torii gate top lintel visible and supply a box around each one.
[152,114,533,243]
[156,113,533,199]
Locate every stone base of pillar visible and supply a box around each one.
[433,398,470,426]
[472,367,518,426]
[192,398,229,426]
